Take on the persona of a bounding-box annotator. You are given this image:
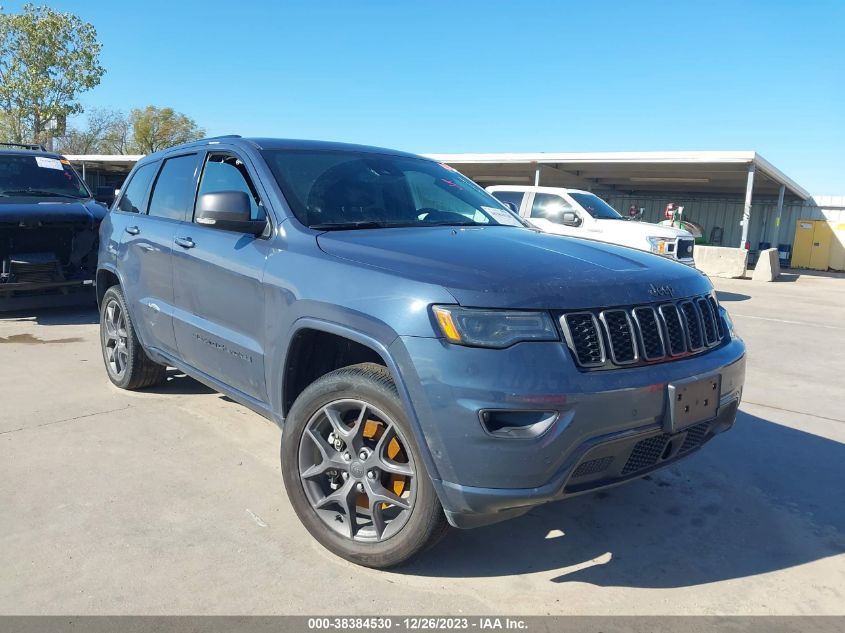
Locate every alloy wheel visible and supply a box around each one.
[103,299,129,378]
[297,399,416,542]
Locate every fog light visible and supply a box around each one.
[479,410,558,439]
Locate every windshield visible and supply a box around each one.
[0,154,90,199]
[261,149,526,229]
[569,192,623,220]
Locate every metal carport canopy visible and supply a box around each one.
[422,150,810,200]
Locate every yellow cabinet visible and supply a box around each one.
[791,220,834,270]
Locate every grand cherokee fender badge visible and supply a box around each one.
[648,283,675,297]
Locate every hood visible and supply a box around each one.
[317,226,711,310]
[601,219,692,240]
[0,198,106,227]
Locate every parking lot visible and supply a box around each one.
[1,273,843,615]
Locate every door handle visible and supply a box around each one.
[175,237,195,249]
[125,225,140,235]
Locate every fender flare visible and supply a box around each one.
[281,316,442,482]
[95,264,128,305]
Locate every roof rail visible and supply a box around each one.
[200,135,242,142]
[0,142,48,151]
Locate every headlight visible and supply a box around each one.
[432,306,559,348]
[647,236,674,255]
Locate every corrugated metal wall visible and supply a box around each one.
[599,191,845,251]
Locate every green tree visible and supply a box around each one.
[129,105,205,153]
[0,4,105,145]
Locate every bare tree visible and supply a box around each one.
[54,108,126,154]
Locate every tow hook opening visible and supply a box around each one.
[479,409,558,439]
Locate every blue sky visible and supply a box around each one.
[7,0,845,193]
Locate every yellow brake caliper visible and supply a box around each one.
[358,419,407,509]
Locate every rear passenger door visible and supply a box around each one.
[118,153,201,356]
[170,150,271,402]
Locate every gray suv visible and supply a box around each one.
[97,137,746,568]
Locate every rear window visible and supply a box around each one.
[0,154,89,199]
[117,162,158,213]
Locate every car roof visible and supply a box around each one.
[0,147,66,160]
[487,185,594,195]
[144,136,427,163]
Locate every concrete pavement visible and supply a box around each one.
[1,272,843,615]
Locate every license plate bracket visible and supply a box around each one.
[666,375,721,432]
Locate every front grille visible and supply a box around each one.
[571,456,614,478]
[600,310,636,364]
[9,255,62,284]
[679,300,704,350]
[696,297,718,345]
[659,304,687,356]
[563,313,604,366]
[678,238,695,259]
[622,435,669,474]
[632,307,664,359]
[679,421,710,453]
[561,293,725,370]
[621,421,712,476]
[708,296,724,339]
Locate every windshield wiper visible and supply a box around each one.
[310,221,418,231]
[424,220,488,227]
[1,189,85,199]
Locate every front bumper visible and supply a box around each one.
[0,279,95,311]
[389,332,745,529]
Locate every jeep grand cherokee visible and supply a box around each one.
[96,136,745,568]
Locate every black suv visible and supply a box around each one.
[0,143,108,310]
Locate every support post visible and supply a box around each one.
[739,164,756,248]
[771,184,785,246]
[81,162,86,183]
[534,165,540,187]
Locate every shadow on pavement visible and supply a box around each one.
[402,411,844,587]
[142,369,217,396]
[715,290,751,302]
[0,306,99,326]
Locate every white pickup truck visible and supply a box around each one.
[487,186,696,266]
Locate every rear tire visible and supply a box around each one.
[281,362,448,568]
[99,285,166,390]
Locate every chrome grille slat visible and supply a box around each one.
[696,297,719,346]
[658,303,687,356]
[632,306,665,360]
[562,312,605,367]
[599,309,637,364]
[679,300,704,351]
[708,296,725,339]
[563,293,725,369]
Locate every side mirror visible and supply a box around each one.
[561,211,582,227]
[196,191,266,235]
[94,186,116,207]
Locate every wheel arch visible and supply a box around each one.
[95,265,124,308]
[280,317,442,482]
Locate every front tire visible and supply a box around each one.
[99,285,166,390]
[281,363,448,568]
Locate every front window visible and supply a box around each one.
[0,154,90,199]
[569,192,623,220]
[530,193,577,223]
[261,150,526,229]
